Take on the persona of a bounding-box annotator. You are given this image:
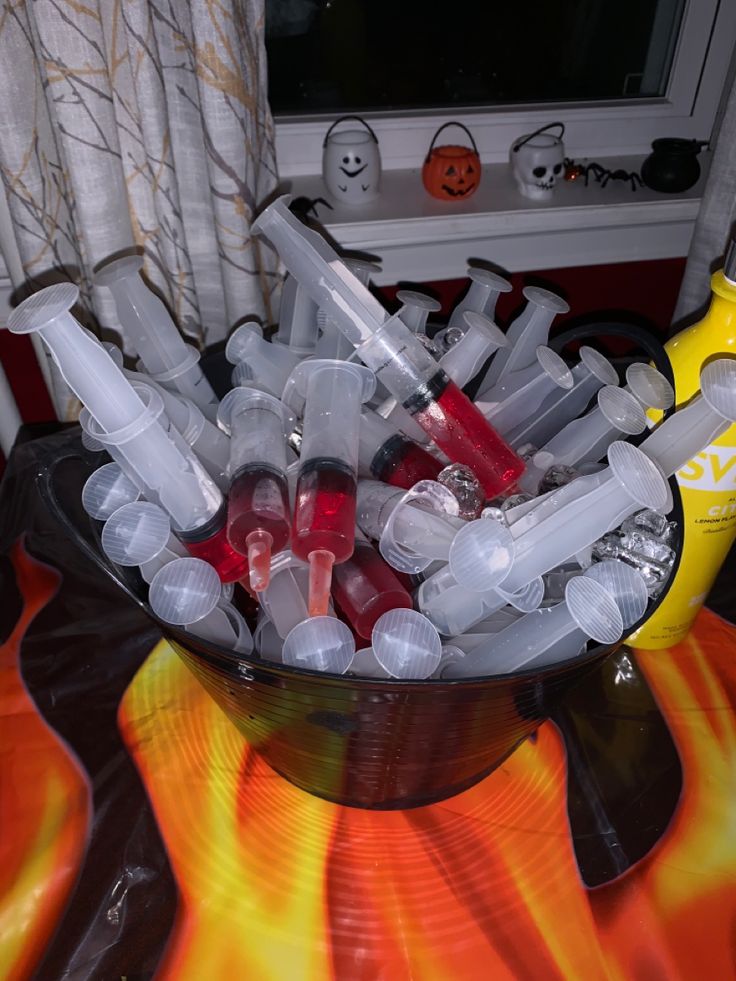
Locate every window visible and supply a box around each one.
[269,0,736,177]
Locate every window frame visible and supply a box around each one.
[274,0,736,178]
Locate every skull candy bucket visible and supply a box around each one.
[510,122,566,201]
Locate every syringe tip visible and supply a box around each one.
[247,529,273,593]
[8,282,79,334]
[307,548,335,618]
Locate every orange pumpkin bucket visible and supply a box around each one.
[422,122,481,201]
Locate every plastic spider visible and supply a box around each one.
[584,163,643,192]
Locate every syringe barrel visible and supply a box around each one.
[300,362,367,472]
[276,275,319,354]
[222,388,288,478]
[640,395,728,476]
[8,296,148,435]
[443,601,574,677]
[355,313,441,407]
[94,256,190,372]
[252,196,387,346]
[80,383,223,533]
[95,258,218,418]
[356,480,405,540]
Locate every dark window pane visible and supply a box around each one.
[266,0,685,115]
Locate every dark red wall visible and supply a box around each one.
[378,257,686,336]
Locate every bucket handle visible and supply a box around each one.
[323,115,379,148]
[513,121,565,153]
[425,122,479,163]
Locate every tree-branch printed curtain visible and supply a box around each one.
[0,0,279,419]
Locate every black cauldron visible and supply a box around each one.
[641,138,706,194]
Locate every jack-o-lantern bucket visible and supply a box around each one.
[422,122,481,201]
[322,115,381,205]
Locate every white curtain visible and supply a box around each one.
[0,0,280,419]
[673,78,736,325]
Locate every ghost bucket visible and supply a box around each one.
[322,116,381,205]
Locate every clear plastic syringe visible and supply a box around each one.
[478,285,569,394]
[290,359,376,616]
[8,284,246,583]
[218,387,294,592]
[447,267,512,332]
[252,197,525,499]
[94,255,219,421]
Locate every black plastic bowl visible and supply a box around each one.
[38,432,680,810]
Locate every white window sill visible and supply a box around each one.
[286,153,706,284]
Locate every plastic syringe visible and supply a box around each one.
[147,556,253,651]
[505,346,618,450]
[501,441,669,593]
[94,255,218,421]
[625,363,674,412]
[103,342,230,491]
[282,615,356,674]
[371,608,443,679]
[7,285,247,575]
[218,386,294,592]
[396,289,442,334]
[476,346,573,435]
[225,322,302,398]
[441,568,624,678]
[639,358,736,476]
[535,560,649,668]
[417,562,544,637]
[274,274,319,357]
[478,286,569,394]
[251,197,525,499]
[358,409,442,489]
[447,267,512,332]
[331,533,413,640]
[517,385,647,493]
[81,463,141,520]
[316,258,380,361]
[372,482,518,591]
[290,359,376,616]
[417,440,667,634]
[438,312,508,388]
[100,500,188,582]
[259,550,334,639]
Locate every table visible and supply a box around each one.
[2,431,736,980]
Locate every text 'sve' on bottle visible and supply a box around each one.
[630,235,736,649]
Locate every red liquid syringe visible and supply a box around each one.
[289,359,376,617]
[218,387,294,592]
[252,198,525,499]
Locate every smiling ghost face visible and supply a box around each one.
[510,134,565,201]
[323,130,381,204]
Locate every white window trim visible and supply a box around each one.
[275,0,736,178]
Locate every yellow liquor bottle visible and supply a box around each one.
[631,254,736,648]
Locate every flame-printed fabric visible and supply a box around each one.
[0,0,279,419]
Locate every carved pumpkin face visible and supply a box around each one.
[423,146,481,201]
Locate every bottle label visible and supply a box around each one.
[631,439,736,649]
[677,444,736,493]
